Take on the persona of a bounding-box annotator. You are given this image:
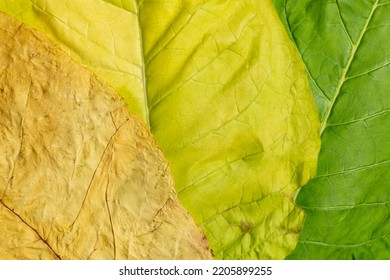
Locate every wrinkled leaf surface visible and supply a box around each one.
[0,0,321,259]
[273,0,390,259]
[0,13,211,259]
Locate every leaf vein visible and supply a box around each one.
[319,0,379,135]
[316,158,390,178]
[0,200,61,259]
[326,109,390,128]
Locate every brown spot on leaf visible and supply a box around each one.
[240,220,254,234]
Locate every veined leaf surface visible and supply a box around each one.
[273,0,390,259]
[0,0,147,120]
[0,13,211,259]
[0,0,321,258]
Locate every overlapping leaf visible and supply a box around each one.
[0,0,148,119]
[0,0,321,259]
[0,13,211,259]
[273,0,390,259]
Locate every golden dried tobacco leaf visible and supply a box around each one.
[0,12,211,260]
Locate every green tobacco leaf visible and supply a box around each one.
[273,0,390,259]
[0,0,321,259]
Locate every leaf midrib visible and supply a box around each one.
[135,3,150,127]
[319,0,379,135]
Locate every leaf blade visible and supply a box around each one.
[273,0,390,259]
[0,0,148,121]
[139,0,320,259]
[0,13,211,259]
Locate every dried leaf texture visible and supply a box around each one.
[0,1,322,259]
[0,12,211,260]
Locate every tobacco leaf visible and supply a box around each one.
[273,0,390,259]
[0,12,211,260]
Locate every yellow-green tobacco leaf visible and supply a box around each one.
[2,0,321,259]
[0,0,148,122]
[0,13,212,260]
[138,0,320,259]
